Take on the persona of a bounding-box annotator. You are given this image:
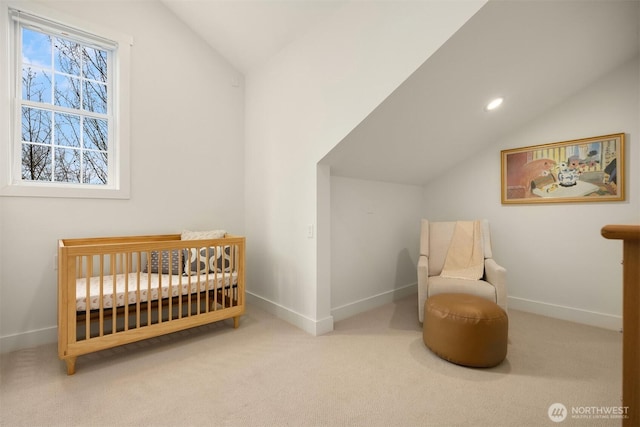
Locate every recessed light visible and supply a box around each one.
[485,97,503,111]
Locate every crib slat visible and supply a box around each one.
[146,252,152,326]
[230,245,234,306]
[198,247,205,316]
[99,254,104,337]
[85,257,91,340]
[168,251,174,321]
[213,253,218,310]
[111,255,117,334]
[157,254,163,324]
[233,244,238,307]
[204,248,210,313]
[136,252,141,329]
[227,245,231,307]
[188,252,194,316]
[178,249,183,316]
[221,246,226,309]
[213,248,217,308]
[124,253,130,331]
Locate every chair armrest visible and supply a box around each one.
[485,258,507,311]
[418,255,429,286]
[418,255,429,322]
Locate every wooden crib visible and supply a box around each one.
[57,233,245,375]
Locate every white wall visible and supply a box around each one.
[421,57,640,330]
[330,176,422,321]
[244,1,487,335]
[0,0,245,351]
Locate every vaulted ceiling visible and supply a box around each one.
[322,0,639,185]
[162,0,348,73]
[163,0,639,186]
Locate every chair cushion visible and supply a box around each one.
[428,276,497,303]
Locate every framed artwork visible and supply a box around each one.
[501,133,625,204]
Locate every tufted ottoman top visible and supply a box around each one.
[427,293,507,323]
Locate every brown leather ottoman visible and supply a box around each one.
[423,293,508,368]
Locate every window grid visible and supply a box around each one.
[17,22,112,186]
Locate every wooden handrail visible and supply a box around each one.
[602,224,640,240]
[602,224,640,427]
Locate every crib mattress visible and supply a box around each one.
[75,272,238,312]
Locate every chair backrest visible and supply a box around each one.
[420,219,493,277]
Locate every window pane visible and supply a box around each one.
[54,147,81,183]
[22,66,52,104]
[21,106,51,144]
[83,118,108,151]
[54,113,80,147]
[22,28,51,68]
[54,74,81,109]
[54,37,80,76]
[21,143,51,181]
[83,150,108,184]
[83,80,107,113]
[82,47,107,83]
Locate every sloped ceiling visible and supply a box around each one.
[162,0,348,73]
[322,0,640,185]
[163,0,639,186]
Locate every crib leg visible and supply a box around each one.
[233,316,240,329]
[65,357,77,375]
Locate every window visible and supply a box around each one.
[21,27,110,185]
[1,3,132,198]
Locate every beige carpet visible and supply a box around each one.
[0,294,623,426]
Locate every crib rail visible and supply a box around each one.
[58,234,245,374]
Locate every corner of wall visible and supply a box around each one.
[246,291,334,336]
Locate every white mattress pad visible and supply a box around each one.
[75,272,238,311]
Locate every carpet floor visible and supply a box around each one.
[0,294,623,426]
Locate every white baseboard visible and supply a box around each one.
[331,282,418,323]
[508,296,622,331]
[245,291,334,336]
[246,284,417,335]
[1,292,337,353]
[0,326,57,354]
[0,291,619,353]
[2,293,338,353]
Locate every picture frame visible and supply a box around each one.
[501,133,625,204]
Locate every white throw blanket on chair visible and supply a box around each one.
[440,220,484,280]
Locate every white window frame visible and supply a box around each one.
[0,2,132,199]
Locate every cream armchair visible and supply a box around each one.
[418,219,507,322]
